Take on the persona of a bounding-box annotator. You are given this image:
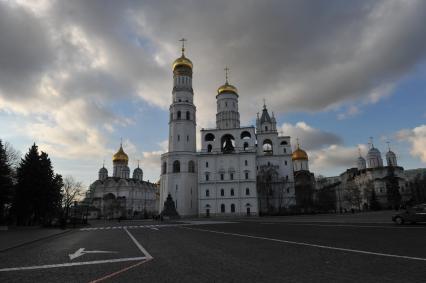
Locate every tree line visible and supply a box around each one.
[0,140,82,226]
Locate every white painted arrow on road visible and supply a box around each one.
[69,248,117,260]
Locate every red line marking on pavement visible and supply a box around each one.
[88,258,153,283]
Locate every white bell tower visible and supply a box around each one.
[159,39,198,216]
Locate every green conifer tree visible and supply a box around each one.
[0,140,13,224]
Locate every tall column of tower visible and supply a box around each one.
[168,41,196,152]
[160,39,198,216]
[216,67,240,129]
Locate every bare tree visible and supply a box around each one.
[4,141,21,184]
[4,141,21,169]
[62,176,84,221]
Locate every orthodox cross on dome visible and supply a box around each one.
[358,147,362,157]
[224,66,230,84]
[137,159,140,168]
[296,137,300,148]
[263,98,267,109]
[179,38,187,55]
[386,141,391,151]
[102,159,105,168]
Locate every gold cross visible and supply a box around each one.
[179,38,187,54]
[224,66,229,83]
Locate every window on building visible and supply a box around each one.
[188,160,195,173]
[206,161,209,168]
[285,160,287,165]
[245,160,248,166]
[177,111,181,120]
[263,139,273,154]
[187,135,189,142]
[286,188,290,193]
[221,204,225,213]
[173,160,180,173]
[230,173,234,180]
[177,135,180,141]
[205,133,215,141]
[220,173,224,180]
[245,172,249,179]
[206,190,209,197]
[286,175,289,181]
[231,204,235,213]
[284,148,287,153]
[244,142,249,151]
[246,188,250,195]
[221,189,224,196]
[265,126,268,131]
[186,111,190,120]
[205,173,209,181]
[162,162,167,174]
[207,144,212,152]
[231,189,234,196]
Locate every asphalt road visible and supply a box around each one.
[0,216,425,283]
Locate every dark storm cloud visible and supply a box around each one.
[132,0,426,115]
[0,0,426,162]
[0,1,53,97]
[281,122,343,150]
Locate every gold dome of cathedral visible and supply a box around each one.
[217,82,238,95]
[172,55,193,70]
[292,146,308,161]
[113,144,129,163]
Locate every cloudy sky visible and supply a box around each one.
[1,0,426,187]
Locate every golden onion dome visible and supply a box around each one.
[113,144,129,163]
[172,55,193,70]
[217,82,238,95]
[292,147,308,161]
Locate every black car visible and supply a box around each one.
[392,204,426,224]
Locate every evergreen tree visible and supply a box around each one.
[38,152,63,225]
[0,140,13,224]
[13,144,63,225]
[13,144,40,225]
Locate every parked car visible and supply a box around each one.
[392,204,426,224]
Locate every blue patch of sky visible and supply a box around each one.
[108,99,168,152]
[275,62,426,149]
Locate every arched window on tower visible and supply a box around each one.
[231,204,235,213]
[188,160,195,173]
[177,111,181,120]
[186,111,190,120]
[205,133,215,142]
[263,139,273,154]
[173,160,180,173]
[207,144,212,152]
[162,162,167,174]
[221,134,235,153]
[243,142,249,151]
[221,204,225,213]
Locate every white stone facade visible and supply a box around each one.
[198,126,258,216]
[159,49,299,217]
